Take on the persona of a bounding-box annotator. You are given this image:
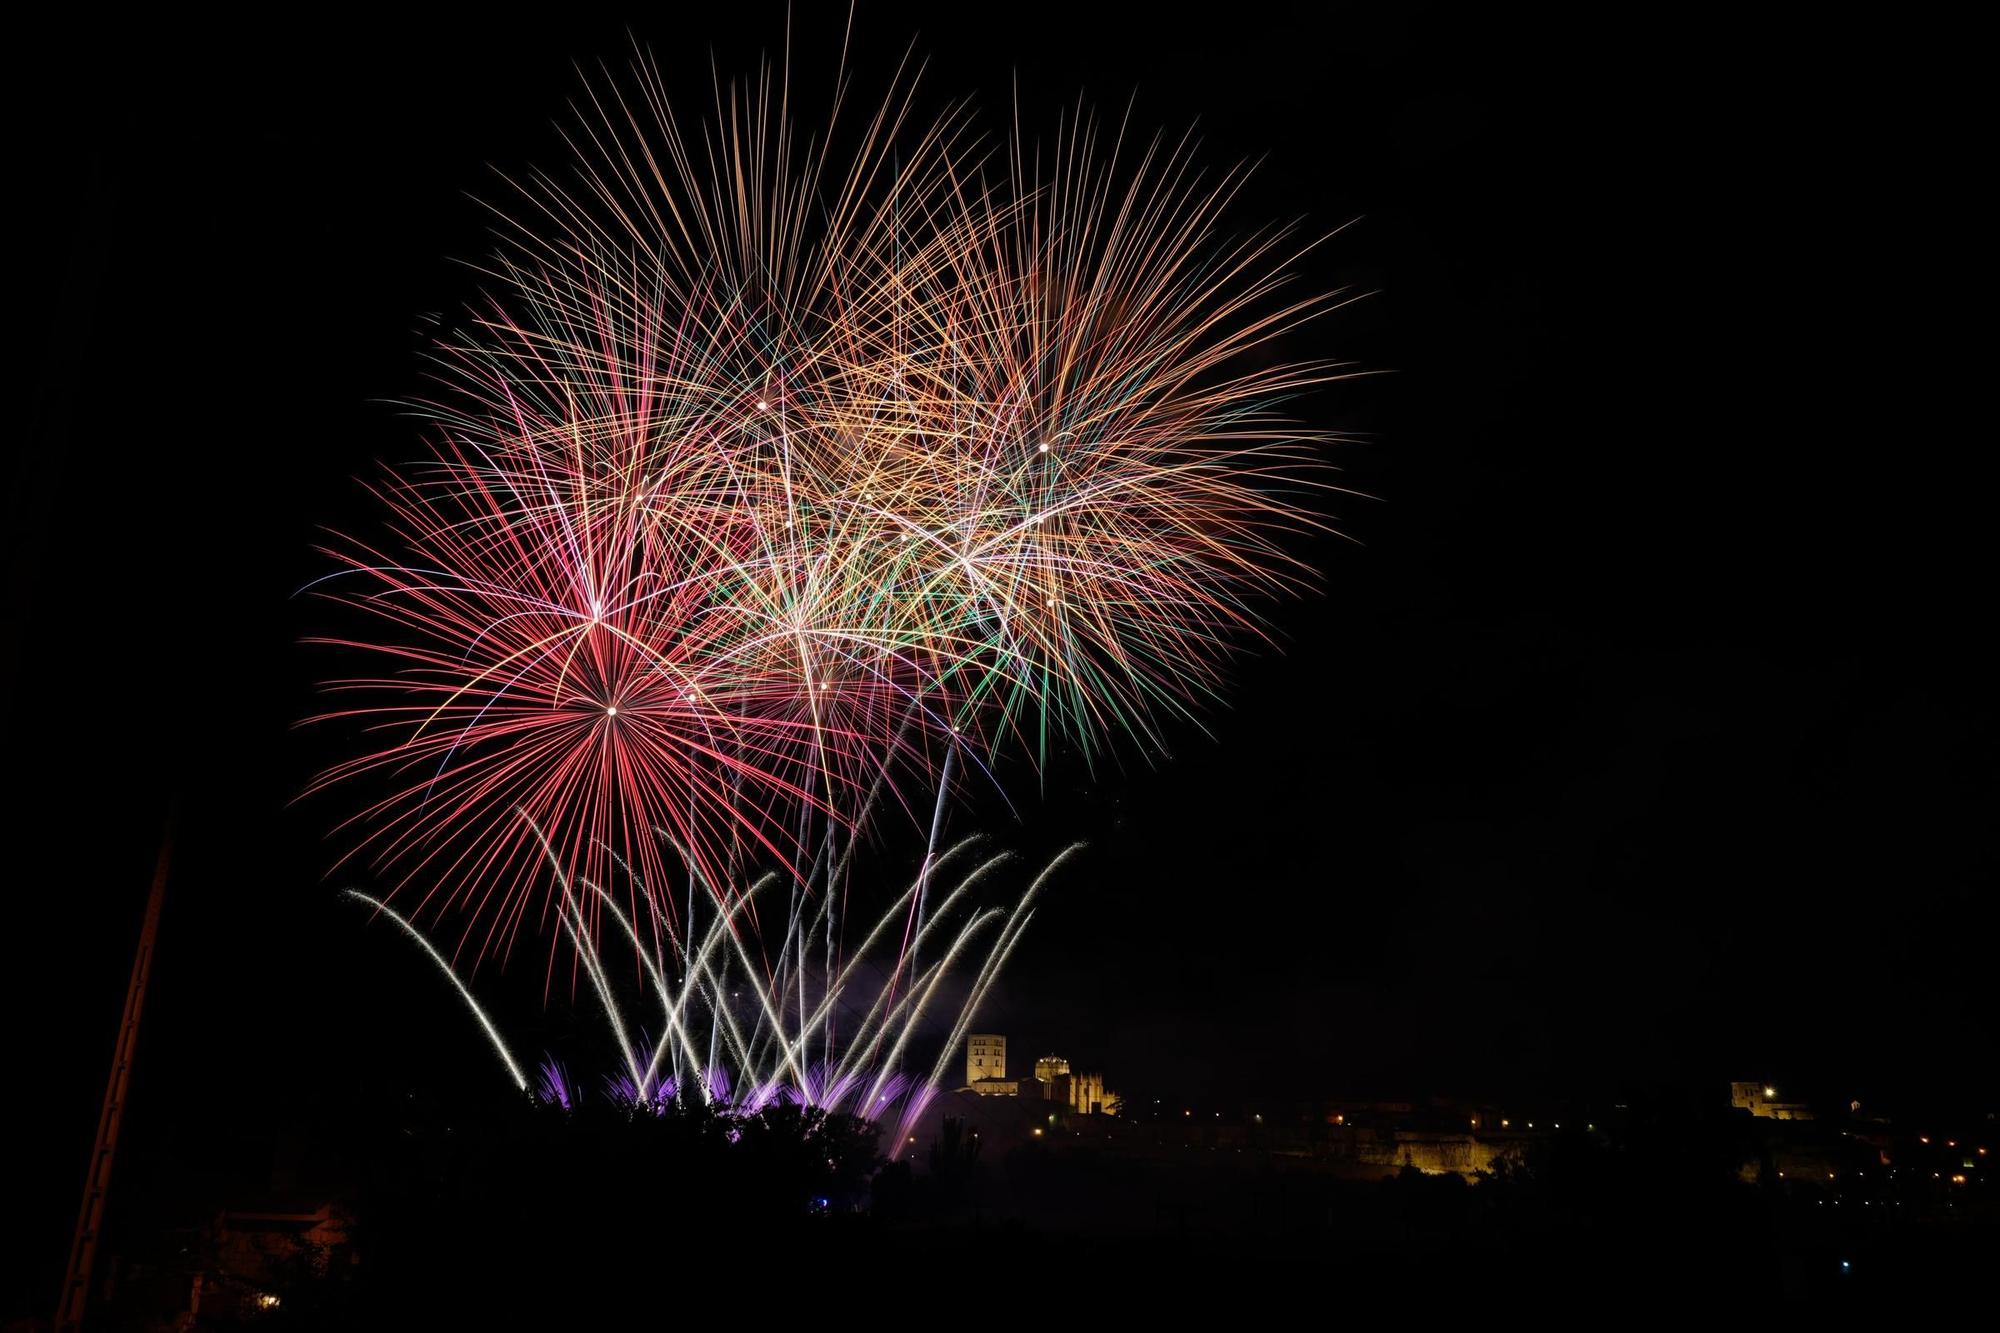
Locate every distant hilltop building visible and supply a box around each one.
[1731,1081,1814,1121]
[962,1035,1118,1114]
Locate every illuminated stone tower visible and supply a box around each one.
[1034,1054,1070,1082]
[966,1034,1006,1086]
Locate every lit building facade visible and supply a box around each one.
[1731,1081,1814,1121]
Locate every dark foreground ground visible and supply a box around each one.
[44,1093,1992,1327]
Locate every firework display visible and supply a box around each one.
[308,55,1341,970]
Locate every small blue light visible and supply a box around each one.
[1840,1260,1851,1273]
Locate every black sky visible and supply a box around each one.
[5,3,1992,1314]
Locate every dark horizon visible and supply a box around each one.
[6,3,1991,1318]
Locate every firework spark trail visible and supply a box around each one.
[889,738,958,1008]
[342,890,528,1091]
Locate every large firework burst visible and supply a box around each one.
[308,51,1351,964]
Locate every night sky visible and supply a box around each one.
[6,3,1991,1314]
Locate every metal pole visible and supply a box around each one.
[56,825,172,1332]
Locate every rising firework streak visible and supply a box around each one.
[347,832,1077,1146]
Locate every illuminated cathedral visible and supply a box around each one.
[960,1034,1120,1115]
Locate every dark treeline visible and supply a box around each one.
[80,1095,1991,1326]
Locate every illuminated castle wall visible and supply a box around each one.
[1061,1070,1113,1115]
[1730,1081,1814,1121]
